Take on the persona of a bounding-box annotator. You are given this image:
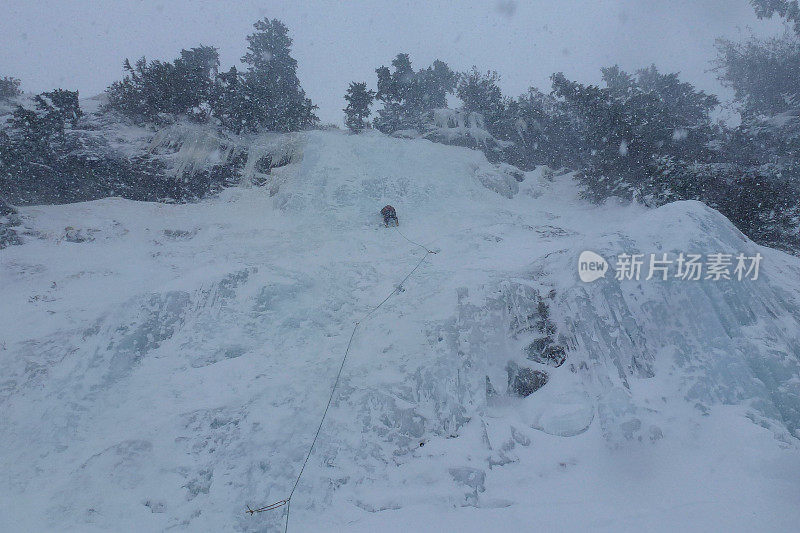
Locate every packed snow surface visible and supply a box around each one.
[2,130,800,532]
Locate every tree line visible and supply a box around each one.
[342,1,800,252]
[2,3,799,251]
[0,18,316,204]
[103,18,317,133]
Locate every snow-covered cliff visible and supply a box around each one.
[2,130,799,532]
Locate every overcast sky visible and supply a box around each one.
[0,0,788,124]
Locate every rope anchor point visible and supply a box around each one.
[246,498,289,515]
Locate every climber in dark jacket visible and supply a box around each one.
[381,205,398,227]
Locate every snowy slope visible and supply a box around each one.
[2,130,800,532]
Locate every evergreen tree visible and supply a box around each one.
[343,82,375,132]
[750,0,800,33]
[174,46,220,122]
[456,68,508,137]
[32,89,83,148]
[713,31,800,251]
[508,87,582,170]
[102,19,318,134]
[1,89,86,203]
[4,106,55,165]
[550,67,718,202]
[211,66,247,134]
[373,54,456,134]
[0,76,22,100]
[35,89,83,127]
[716,169,799,247]
[4,88,82,158]
[417,60,458,109]
[240,18,318,132]
[374,54,418,133]
[105,46,219,123]
[646,158,799,250]
[715,34,800,118]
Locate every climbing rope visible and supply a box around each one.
[247,227,437,532]
[394,225,437,254]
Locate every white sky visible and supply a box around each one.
[0,0,788,125]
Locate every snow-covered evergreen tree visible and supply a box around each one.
[0,76,21,100]
[105,46,219,124]
[456,68,508,138]
[550,66,719,203]
[373,54,456,134]
[750,0,800,32]
[210,66,247,134]
[240,18,318,132]
[712,31,800,251]
[343,82,375,132]
[103,19,317,133]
